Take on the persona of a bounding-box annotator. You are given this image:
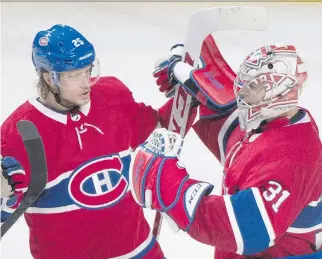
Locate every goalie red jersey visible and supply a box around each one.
[192,109,322,258]
[1,76,184,259]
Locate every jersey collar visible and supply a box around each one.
[253,109,310,133]
[28,96,91,125]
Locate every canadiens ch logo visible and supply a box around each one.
[68,155,129,209]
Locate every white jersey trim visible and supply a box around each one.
[26,204,81,214]
[218,110,239,166]
[29,97,67,124]
[46,170,73,189]
[287,223,322,234]
[44,147,132,190]
[223,195,244,254]
[28,96,91,124]
[119,148,132,158]
[309,199,321,207]
[252,188,276,247]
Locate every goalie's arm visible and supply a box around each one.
[187,162,313,255]
[188,188,275,255]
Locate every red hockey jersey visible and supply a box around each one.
[190,108,322,259]
[1,76,185,259]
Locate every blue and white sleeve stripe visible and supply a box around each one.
[224,188,276,255]
[287,199,322,234]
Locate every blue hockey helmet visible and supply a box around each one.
[32,24,97,76]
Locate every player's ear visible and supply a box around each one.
[42,72,56,92]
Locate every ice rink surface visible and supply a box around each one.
[1,2,321,258]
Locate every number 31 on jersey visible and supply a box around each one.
[262,181,290,213]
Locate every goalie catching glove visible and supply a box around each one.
[153,35,237,119]
[130,128,213,231]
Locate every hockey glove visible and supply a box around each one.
[130,128,213,231]
[1,156,27,197]
[153,44,184,98]
[172,35,238,119]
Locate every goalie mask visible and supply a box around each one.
[234,45,308,131]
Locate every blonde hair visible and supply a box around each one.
[37,69,51,99]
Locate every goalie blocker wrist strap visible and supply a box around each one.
[162,177,214,231]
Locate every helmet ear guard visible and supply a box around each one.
[37,69,60,96]
[41,71,59,87]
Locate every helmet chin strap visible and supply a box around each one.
[47,87,80,112]
[53,93,80,112]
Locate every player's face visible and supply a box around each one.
[58,65,92,106]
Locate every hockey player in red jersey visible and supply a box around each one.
[0,24,197,258]
[130,35,322,259]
